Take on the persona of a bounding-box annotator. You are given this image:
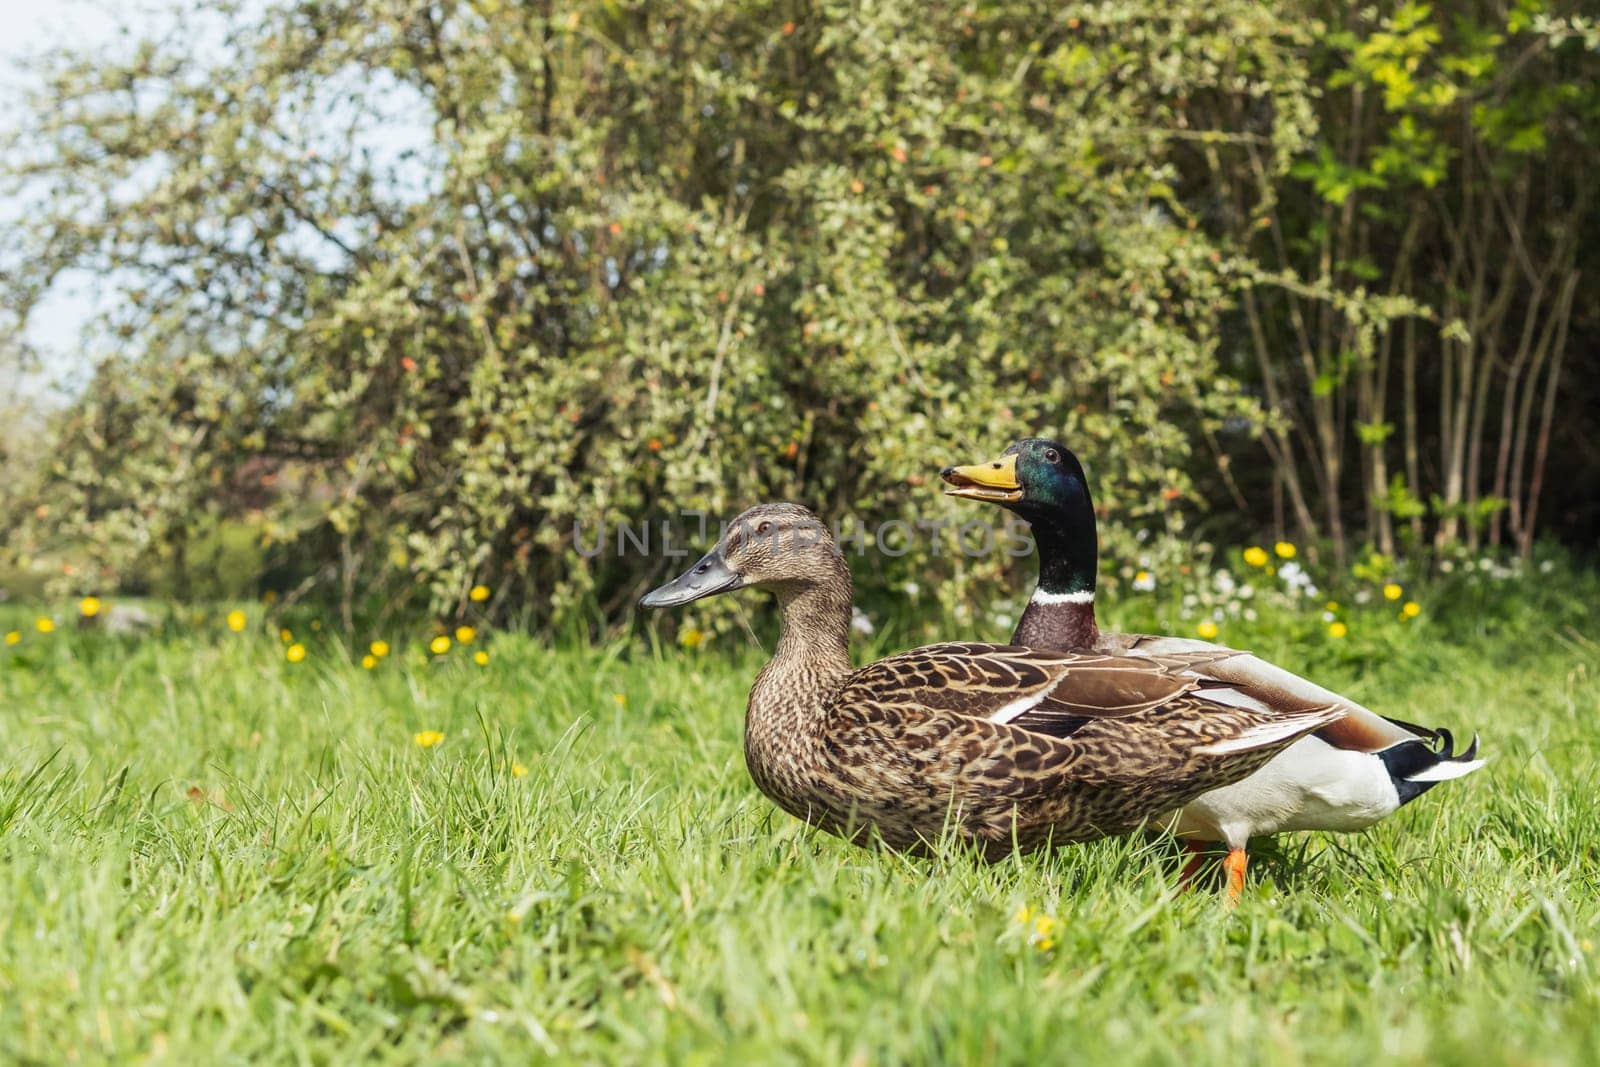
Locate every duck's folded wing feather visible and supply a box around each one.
[1110,633,1433,751]
[841,644,1188,719]
[836,642,1324,742]
[823,646,1344,822]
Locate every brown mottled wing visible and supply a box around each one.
[839,643,1235,739]
[835,642,1068,717]
[822,650,1344,847]
[812,700,1208,849]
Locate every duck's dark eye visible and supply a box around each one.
[757,521,772,534]
[696,561,710,573]
[1044,448,1060,464]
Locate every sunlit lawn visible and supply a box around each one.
[1,585,1598,1064]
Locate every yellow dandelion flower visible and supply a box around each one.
[1025,913,1058,952]
[1401,601,1421,619]
[4,631,20,645]
[429,635,451,655]
[1014,906,1034,925]
[455,625,476,644]
[679,626,705,649]
[285,643,307,663]
[1383,583,1402,601]
[506,909,524,924]
[79,596,102,618]
[469,584,490,602]
[1243,546,1268,567]
[511,762,528,778]
[1328,621,1348,639]
[1324,600,1339,613]
[226,610,247,632]
[361,654,378,669]
[35,617,55,633]
[279,628,293,643]
[473,650,489,666]
[1274,541,1296,559]
[414,729,444,748]
[370,640,389,658]
[613,692,627,706]
[1196,620,1220,640]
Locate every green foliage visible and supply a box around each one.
[1377,473,1428,523]
[1193,0,1599,564]
[1,0,1302,627]
[2,0,1596,628]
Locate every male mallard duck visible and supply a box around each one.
[640,503,1346,859]
[943,438,1484,900]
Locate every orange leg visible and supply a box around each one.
[1176,839,1210,891]
[1223,848,1249,907]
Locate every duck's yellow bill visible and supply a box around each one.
[941,453,1023,502]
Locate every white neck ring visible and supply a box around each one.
[1030,589,1095,606]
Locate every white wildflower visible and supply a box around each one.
[1278,560,1314,594]
[851,605,876,636]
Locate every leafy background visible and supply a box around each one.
[1,0,1596,632]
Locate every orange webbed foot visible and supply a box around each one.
[1223,848,1248,907]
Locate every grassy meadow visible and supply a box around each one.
[2,567,1598,1064]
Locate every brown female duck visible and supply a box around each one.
[640,503,1346,858]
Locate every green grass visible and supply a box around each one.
[2,587,1598,1064]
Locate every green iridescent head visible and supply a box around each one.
[941,438,1091,519]
[942,437,1097,596]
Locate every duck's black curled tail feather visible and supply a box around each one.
[1377,728,1486,807]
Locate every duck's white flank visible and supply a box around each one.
[1170,734,1483,847]
[1030,589,1095,606]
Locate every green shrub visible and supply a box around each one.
[2,0,1594,631]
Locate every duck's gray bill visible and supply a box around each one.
[639,549,742,609]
